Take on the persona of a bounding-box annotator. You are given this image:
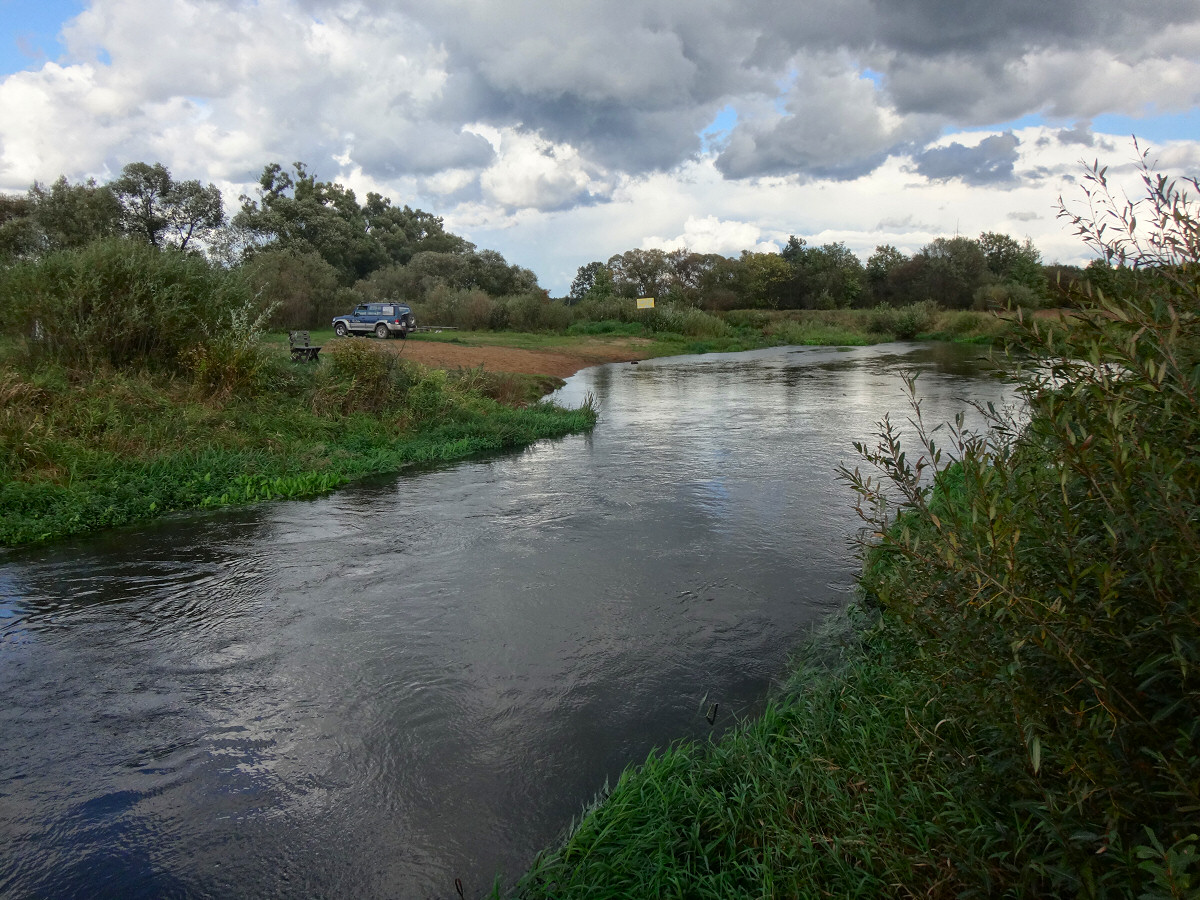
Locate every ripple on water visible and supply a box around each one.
[0,343,1016,899]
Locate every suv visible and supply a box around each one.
[332,302,417,339]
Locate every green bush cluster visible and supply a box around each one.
[843,156,1200,892]
[409,287,732,338]
[411,288,573,333]
[0,238,254,371]
[867,298,940,339]
[635,304,733,338]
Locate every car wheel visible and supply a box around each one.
[375,323,390,339]
[334,322,348,337]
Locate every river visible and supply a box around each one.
[0,342,1012,899]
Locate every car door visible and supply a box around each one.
[351,305,371,333]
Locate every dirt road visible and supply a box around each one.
[383,336,655,378]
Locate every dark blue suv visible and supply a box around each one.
[332,302,417,339]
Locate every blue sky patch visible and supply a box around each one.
[700,105,738,152]
[1091,110,1200,144]
[0,0,84,74]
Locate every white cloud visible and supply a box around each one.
[642,215,774,255]
[0,0,1198,293]
[470,126,611,211]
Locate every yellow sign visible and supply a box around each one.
[636,297,655,309]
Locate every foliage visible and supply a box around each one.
[233,161,485,290]
[568,260,607,302]
[637,304,733,339]
[184,299,280,402]
[867,299,939,339]
[110,161,226,251]
[0,238,258,371]
[1,176,122,261]
[504,616,1057,899]
[242,248,342,328]
[314,338,413,416]
[840,149,1200,893]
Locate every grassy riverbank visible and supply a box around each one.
[503,614,1063,898]
[0,296,1001,549]
[0,340,596,547]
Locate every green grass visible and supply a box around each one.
[0,347,596,546]
[502,616,1062,899]
[502,606,1195,899]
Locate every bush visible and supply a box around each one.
[720,309,771,330]
[314,338,413,415]
[458,289,495,331]
[867,299,939,338]
[842,151,1200,891]
[183,300,280,402]
[972,280,1043,311]
[242,248,340,329]
[0,238,258,372]
[638,304,732,338]
[504,292,572,332]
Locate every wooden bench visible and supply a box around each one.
[288,331,323,362]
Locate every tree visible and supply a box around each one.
[866,244,907,305]
[607,248,670,298]
[164,179,224,251]
[30,177,123,252]
[0,193,37,261]
[1,177,122,261]
[739,251,793,309]
[110,162,224,251]
[665,250,727,306]
[242,248,341,328]
[569,261,607,302]
[234,162,383,283]
[978,231,1044,294]
[363,192,470,265]
[696,255,744,309]
[799,242,865,309]
[917,236,990,308]
[780,235,807,266]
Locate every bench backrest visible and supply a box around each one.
[289,331,311,347]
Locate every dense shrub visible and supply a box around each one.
[313,338,414,415]
[242,248,340,329]
[637,304,732,338]
[972,280,1044,311]
[867,299,939,338]
[843,154,1200,891]
[0,238,257,371]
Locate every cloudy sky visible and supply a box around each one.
[2,0,1199,293]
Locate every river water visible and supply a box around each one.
[0,342,1011,899]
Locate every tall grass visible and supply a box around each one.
[504,616,1071,899]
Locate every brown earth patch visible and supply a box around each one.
[379,337,655,378]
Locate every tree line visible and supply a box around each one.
[2,158,1118,332]
[570,233,1096,312]
[0,161,540,329]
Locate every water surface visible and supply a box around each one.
[0,342,1010,898]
